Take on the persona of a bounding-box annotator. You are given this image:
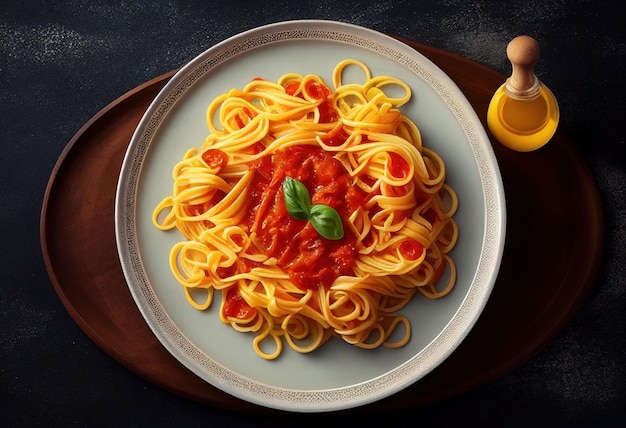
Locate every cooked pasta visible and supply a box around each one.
[153,59,459,359]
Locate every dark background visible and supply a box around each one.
[2,1,624,426]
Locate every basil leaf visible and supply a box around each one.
[282,177,345,240]
[283,176,311,220]
[309,204,344,240]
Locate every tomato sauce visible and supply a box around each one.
[223,287,255,319]
[245,145,365,290]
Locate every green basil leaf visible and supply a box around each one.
[283,177,311,221]
[309,204,344,240]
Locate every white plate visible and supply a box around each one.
[115,20,505,412]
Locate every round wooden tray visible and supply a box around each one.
[40,39,604,413]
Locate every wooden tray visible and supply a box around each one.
[40,39,604,413]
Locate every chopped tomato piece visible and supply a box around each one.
[202,149,228,170]
[399,238,424,261]
[304,80,329,100]
[318,98,338,123]
[320,123,349,146]
[284,81,300,96]
[223,289,255,319]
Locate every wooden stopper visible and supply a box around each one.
[505,35,542,99]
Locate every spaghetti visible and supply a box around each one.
[153,59,459,359]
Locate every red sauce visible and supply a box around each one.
[245,145,365,290]
[223,287,255,319]
[388,151,410,179]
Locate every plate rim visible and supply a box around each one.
[115,19,506,412]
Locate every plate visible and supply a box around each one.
[115,20,505,412]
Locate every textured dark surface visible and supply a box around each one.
[2,1,624,426]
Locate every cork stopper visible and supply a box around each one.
[505,36,542,100]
